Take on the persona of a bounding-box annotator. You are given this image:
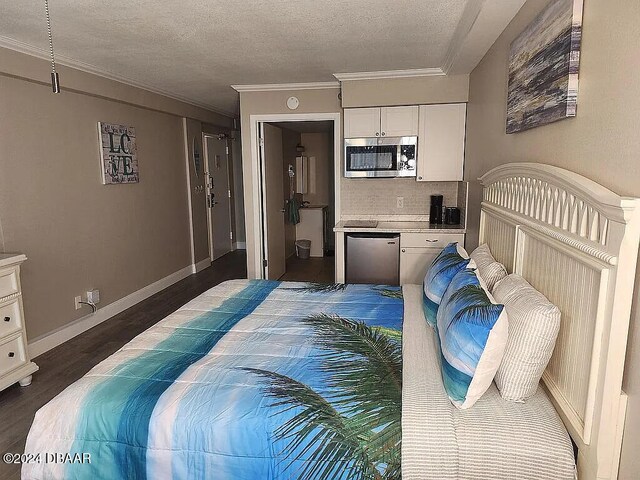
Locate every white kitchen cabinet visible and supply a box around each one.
[400,248,440,285]
[417,103,466,182]
[399,232,465,285]
[343,108,381,138]
[0,254,38,392]
[380,106,419,137]
[344,106,418,138]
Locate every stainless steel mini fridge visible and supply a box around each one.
[345,233,400,285]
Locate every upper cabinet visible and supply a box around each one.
[416,103,466,182]
[343,108,380,138]
[344,106,418,138]
[380,106,419,137]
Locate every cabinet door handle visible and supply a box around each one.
[381,131,386,136]
[401,249,406,253]
[375,132,380,136]
[3,316,10,322]
[425,239,439,243]
[8,352,15,358]
[418,176,423,180]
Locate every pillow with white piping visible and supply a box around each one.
[423,242,474,327]
[470,243,508,292]
[437,268,509,409]
[492,274,561,402]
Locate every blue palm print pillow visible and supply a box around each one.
[437,268,509,409]
[423,242,473,327]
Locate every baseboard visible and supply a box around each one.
[234,242,246,250]
[28,264,196,358]
[192,258,211,274]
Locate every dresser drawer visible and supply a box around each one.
[0,267,19,300]
[0,299,22,338]
[400,233,464,248]
[0,335,27,377]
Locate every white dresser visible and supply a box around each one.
[0,254,38,391]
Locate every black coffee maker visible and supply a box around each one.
[429,195,443,225]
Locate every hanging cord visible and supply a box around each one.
[44,0,61,93]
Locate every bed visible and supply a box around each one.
[23,281,405,479]
[23,163,640,480]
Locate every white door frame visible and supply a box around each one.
[249,112,342,279]
[203,132,233,262]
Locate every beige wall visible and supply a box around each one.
[0,49,234,341]
[463,0,640,477]
[341,74,469,108]
[184,118,208,264]
[282,127,301,258]
[239,88,342,278]
[300,132,332,206]
[231,133,246,244]
[0,46,233,127]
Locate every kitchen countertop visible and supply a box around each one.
[301,204,328,209]
[333,220,465,234]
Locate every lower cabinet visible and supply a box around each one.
[399,233,465,285]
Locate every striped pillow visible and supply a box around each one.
[423,243,473,327]
[470,244,507,292]
[493,274,561,402]
[437,268,509,409]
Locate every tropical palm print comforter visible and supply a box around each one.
[23,280,403,480]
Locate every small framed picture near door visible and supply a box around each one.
[98,122,139,184]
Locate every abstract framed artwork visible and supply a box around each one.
[97,122,139,184]
[506,0,584,134]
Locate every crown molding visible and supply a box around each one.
[333,68,444,81]
[441,0,486,74]
[0,35,237,118]
[231,81,340,92]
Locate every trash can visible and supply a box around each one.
[295,240,311,259]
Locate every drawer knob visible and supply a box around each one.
[8,352,15,358]
[402,249,406,253]
[3,316,9,322]
[425,239,438,243]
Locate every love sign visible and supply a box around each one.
[98,122,139,184]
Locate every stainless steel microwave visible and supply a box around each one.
[344,136,417,178]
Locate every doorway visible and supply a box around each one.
[204,134,233,261]
[257,118,339,282]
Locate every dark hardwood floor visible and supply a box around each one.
[279,255,335,283]
[0,250,247,480]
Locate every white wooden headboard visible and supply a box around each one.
[479,163,640,480]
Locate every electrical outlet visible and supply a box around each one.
[87,289,100,305]
[396,196,404,209]
[74,296,82,310]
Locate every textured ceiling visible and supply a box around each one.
[1,1,493,115]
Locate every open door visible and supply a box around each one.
[204,134,233,261]
[259,123,286,279]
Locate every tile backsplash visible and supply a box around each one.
[457,181,468,227]
[341,178,459,216]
